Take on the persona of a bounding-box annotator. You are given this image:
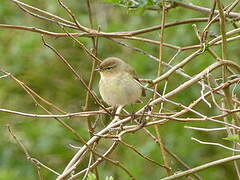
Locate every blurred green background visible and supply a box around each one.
[0,0,240,179]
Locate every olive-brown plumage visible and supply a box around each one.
[96,57,145,106]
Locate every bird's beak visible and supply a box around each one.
[94,67,101,72]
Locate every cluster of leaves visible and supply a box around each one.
[87,173,114,180]
[223,135,240,143]
[103,0,162,9]
[102,0,186,13]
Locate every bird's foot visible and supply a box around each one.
[110,106,118,117]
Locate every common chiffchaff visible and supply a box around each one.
[95,57,145,106]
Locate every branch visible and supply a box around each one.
[175,1,240,18]
[161,154,240,179]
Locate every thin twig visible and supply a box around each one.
[161,155,240,180]
[192,137,240,152]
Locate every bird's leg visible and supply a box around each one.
[111,105,118,117]
[111,105,124,131]
[110,105,123,125]
[130,104,137,123]
[119,122,124,132]
[137,102,152,125]
[108,105,119,132]
[136,109,146,125]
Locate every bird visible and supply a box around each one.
[95,57,146,107]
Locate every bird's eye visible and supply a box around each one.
[106,67,112,71]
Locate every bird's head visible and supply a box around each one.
[95,57,126,77]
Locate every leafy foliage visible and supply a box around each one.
[103,0,161,9]
[223,135,240,143]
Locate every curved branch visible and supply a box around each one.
[160,154,240,180]
[175,1,240,18]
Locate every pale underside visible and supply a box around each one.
[99,72,142,106]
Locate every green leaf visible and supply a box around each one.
[105,176,114,180]
[103,0,119,3]
[87,173,96,180]
[223,135,240,142]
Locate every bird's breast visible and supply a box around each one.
[99,74,142,106]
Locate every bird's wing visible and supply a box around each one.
[127,66,146,97]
